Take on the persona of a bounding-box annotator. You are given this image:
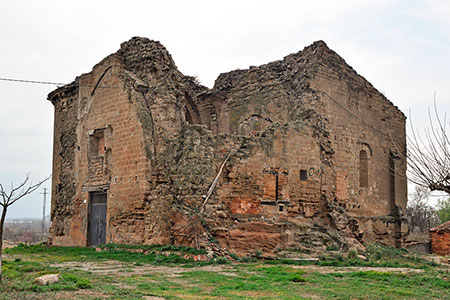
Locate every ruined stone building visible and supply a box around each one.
[48,37,408,254]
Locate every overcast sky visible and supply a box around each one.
[1,0,449,219]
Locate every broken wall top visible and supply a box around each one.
[48,37,204,103]
[212,40,404,119]
[48,36,405,123]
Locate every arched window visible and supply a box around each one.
[359,150,368,188]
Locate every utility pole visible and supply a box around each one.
[41,188,48,241]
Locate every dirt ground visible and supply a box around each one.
[3,241,18,249]
[48,259,427,277]
[3,249,449,300]
[49,260,247,277]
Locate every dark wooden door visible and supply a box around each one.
[88,192,107,246]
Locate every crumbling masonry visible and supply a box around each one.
[48,37,408,255]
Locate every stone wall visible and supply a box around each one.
[49,83,78,242]
[48,54,153,245]
[48,37,408,255]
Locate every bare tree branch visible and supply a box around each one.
[0,173,51,282]
[407,100,450,194]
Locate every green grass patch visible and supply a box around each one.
[3,243,450,299]
[101,243,206,255]
[2,259,92,293]
[5,243,195,266]
[179,265,308,299]
[304,270,450,299]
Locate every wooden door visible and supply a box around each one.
[88,192,107,246]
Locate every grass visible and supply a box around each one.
[2,260,92,292]
[4,243,196,265]
[304,271,450,299]
[177,266,309,299]
[101,243,207,255]
[5,242,438,269]
[1,243,449,299]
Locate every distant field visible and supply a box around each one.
[1,244,449,300]
[3,218,50,245]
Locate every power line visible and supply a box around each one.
[0,76,122,89]
[318,90,390,138]
[0,76,405,142]
[0,76,401,136]
[1,75,433,190]
[0,77,66,86]
[0,77,402,137]
[318,90,427,186]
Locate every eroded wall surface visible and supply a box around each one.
[48,37,407,254]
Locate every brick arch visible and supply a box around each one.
[360,142,373,156]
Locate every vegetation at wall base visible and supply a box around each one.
[1,243,449,299]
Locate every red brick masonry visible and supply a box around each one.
[430,221,450,256]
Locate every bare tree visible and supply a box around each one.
[406,185,440,233]
[407,101,450,194]
[0,173,50,282]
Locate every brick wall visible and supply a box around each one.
[431,231,450,256]
[48,37,408,254]
[49,55,152,246]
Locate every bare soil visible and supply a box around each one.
[48,259,426,277]
[290,265,425,274]
[49,260,240,277]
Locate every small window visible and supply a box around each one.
[359,150,368,188]
[300,169,308,181]
[89,130,105,157]
[279,205,284,212]
[262,167,288,201]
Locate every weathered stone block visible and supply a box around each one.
[33,274,60,286]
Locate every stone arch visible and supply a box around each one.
[183,92,201,125]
